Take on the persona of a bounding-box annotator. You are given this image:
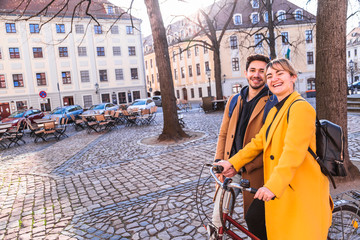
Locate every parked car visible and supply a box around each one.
[43,105,83,122]
[348,81,360,91]
[1,109,44,127]
[82,103,119,115]
[152,96,162,107]
[127,98,156,111]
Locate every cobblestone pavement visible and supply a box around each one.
[0,110,359,239]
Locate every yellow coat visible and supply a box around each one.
[229,92,332,240]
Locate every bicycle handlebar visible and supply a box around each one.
[208,164,257,194]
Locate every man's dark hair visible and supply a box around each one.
[245,54,270,71]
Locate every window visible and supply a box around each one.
[174,69,178,80]
[196,63,201,75]
[232,58,240,71]
[204,44,208,54]
[277,10,286,21]
[264,11,269,23]
[101,94,110,103]
[133,91,141,100]
[307,52,314,64]
[173,51,176,62]
[97,47,105,56]
[205,61,210,71]
[111,25,119,34]
[128,46,136,56]
[0,49,2,59]
[191,88,195,98]
[56,24,65,33]
[305,30,312,43]
[281,32,289,45]
[0,75,6,88]
[30,24,39,33]
[233,14,242,25]
[294,9,303,20]
[198,87,202,98]
[36,73,46,86]
[99,70,108,82]
[59,47,68,57]
[13,74,24,87]
[115,69,124,80]
[252,0,259,8]
[9,48,20,59]
[179,48,183,60]
[255,34,262,47]
[181,67,185,78]
[94,25,102,34]
[6,23,16,33]
[195,46,199,56]
[230,36,238,49]
[145,61,148,70]
[188,65,193,77]
[83,95,93,109]
[251,13,259,24]
[126,26,134,34]
[113,46,121,56]
[78,47,87,56]
[80,70,90,82]
[151,74,154,83]
[150,59,153,68]
[107,5,114,14]
[130,68,138,79]
[307,78,315,90]
[62,71,71,84]
[348,51,351,58]
[75,24,84,34]
[187,49,191,58]
[118,92,126,104]
[176,90,180,99]
[33,48,43,58]
[355,49,358,57]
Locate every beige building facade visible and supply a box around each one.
[0,1,146,119]
[144,0,316,102]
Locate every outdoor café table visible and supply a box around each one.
[0,123,13,130]
[34,119,57,127]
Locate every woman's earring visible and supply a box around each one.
[268,90,275,102]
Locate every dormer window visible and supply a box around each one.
[277,10,286,21]
[107,5,114,14]
[251,12,259,24]
[233,14,242,25]
[252,0,259,8]
[264,12,268,23]
[294,9,303,20]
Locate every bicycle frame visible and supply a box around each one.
[209,166,260,240]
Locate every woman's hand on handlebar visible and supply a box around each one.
[213,160,237,178]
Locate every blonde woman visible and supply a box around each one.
[216,58,333,239]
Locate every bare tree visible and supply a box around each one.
[316,0,360,180]
[144,0,188,141]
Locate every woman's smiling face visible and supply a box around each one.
[266,65,297,101]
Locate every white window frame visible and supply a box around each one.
[251,0,259,8]
[251,12,260,24]
[294,9,303,21]
[233,14,242,25]
[277,10,286,21]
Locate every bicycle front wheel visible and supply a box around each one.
[328,205,360,240]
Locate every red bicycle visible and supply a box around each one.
[208,165,260,240]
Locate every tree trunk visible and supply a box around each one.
[266,0,276,60]
[316,0,360,180]
[213,44,224,109]
[144,0,188,141]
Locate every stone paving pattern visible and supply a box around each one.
[0,109,359,239]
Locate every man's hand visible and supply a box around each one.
[214,160,237,178]
[254,187,275,202]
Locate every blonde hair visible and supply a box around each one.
[265,58,297,78]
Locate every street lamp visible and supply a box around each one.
[349,60,354,85]
[206,69,211,97]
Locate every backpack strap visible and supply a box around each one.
[263,95,278,123]
[287,99,337,188]
[228,93,240,118]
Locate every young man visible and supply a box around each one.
[209,54,277,240]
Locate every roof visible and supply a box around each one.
[143,0,316,54]
[0,0,139,21]
[347,26,360,47]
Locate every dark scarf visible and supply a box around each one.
[230,86,268,157]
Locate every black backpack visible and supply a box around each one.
[288,100,346,189]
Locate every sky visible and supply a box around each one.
[109,0,360,36]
